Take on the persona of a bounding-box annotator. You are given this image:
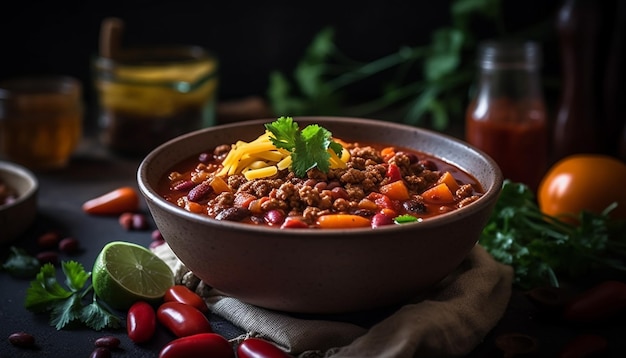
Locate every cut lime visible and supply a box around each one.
[92,241,174,310]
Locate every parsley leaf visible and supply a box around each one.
[2,246,41,279]
[24,261,121,330]
[265,117,342,177]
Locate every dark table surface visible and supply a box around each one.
[1,135,625,358]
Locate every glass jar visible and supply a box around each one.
[93,46,218,157]
[0,76,83,170]
[465,41,548,192]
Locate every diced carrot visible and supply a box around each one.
[379,180,410,201]
[357,198,378,211]
[210,176,231,194]
[438,171,459,192]
[421,183,455,203]
[380,207,397,218]
[381,146,396,162]
[248,197,269,214]
[317,214,371,229]
[185,200,204,214]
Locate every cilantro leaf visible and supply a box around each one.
[265,117,343,177]
[25,263,73,312]
[2,246,41,279]
[24,260,122,331]
[81,297,122,331]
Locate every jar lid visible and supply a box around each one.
[477,40,542,70]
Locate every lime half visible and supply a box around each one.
[92,241,174,310]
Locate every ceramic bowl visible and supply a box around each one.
[0,161,38,244]
[137,117,503,313]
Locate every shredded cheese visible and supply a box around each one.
[217,130,350,179]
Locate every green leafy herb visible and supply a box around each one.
[394,214,421,224]
[25,261,121,330]
[480,180,626,290]
[265,116,343,177]
[2,246,41,279]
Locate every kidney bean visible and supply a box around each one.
[164,285,208,313]
[89,347,111,358]
[559,334,608,358]
[157,301,212,337]
[280,217,309,229]
[264,209,285,226]
[132,213,148,230]
[151,229,163,241]
[37,231,60,249]
[237,337,291,358]
[8,331,36,348]
[419,159,438,171]
[159,333,234,358]
[330,187,348,200]
[94,335,121,349]
[36,251,58,265]
[562,280,626,323]
[403,199,426,214]
[59,237,80,254]
[188,181,213,202]
[215,207,250,222]
[119,212,135,230]
[371,213,394,228]
[127,301,156,343]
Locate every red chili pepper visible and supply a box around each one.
[157,301,212,337]
[237,337,291,358]
[562,280,626,323]
[127,301,156,343]
[159,333,234,358]
[559,334,608,358]
[164,285,208,313]
[386,163,402,182]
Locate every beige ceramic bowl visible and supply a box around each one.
[138,117,503,313]
[0,161,38,244]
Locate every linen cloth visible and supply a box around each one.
[152,243,513,358]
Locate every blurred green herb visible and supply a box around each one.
[2,246,41,279]
[267,0,552,131]
[480,181,626,290]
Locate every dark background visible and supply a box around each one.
[0,1,562,107]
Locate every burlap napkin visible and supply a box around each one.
[152,243,513,358]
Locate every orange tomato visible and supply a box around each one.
[537,154,626,222]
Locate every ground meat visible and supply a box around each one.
[239,178,284,198]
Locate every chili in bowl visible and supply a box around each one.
[137,116,503,313]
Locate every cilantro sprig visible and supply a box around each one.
[265,116,343,177]
[25,261,121,330]
[479,180,626,290]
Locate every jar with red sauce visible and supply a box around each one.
[465,40,548,192]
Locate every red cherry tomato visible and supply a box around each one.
[157,301,212,337]
[164,285,208,313]
[237,337,291,358]
[127,301,156,343]
[159,333,234,358]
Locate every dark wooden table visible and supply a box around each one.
[1,134,625,358]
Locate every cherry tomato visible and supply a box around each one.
[538,154,626,222]
[164,285,208,313]
[159,333,234,358]
[562,280,626,323]
[237,337,291,358]
[157,301,212,337]
[127,301,156,343]
[82,186,140,215]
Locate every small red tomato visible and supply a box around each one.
[237,337,291,358]
[157,301,212,337]
[164,285,208,313]
[159,333,234,358]
[127,301,156,343]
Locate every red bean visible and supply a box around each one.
[94,335,120,349]
[8,331,35,348]
[188,181,213,202]
[36,251,58,265]
[371,213,394,228]
[59,237,80,254]
[159,333,234,358]
[127,301,156,343]
[37,232,60,249]
[237,337,291,358]
[119,212,135,230]
[174,180,196,191]
[264,209,285,226]
[89,347,111,358]
[132,213,148,230]
[157,301,212,337]
[151,229,163,241]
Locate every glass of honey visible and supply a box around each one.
[0,76,83,170]
[93,45,218,157]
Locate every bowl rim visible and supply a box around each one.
[0,160,39,210]
[137,116,503,237]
